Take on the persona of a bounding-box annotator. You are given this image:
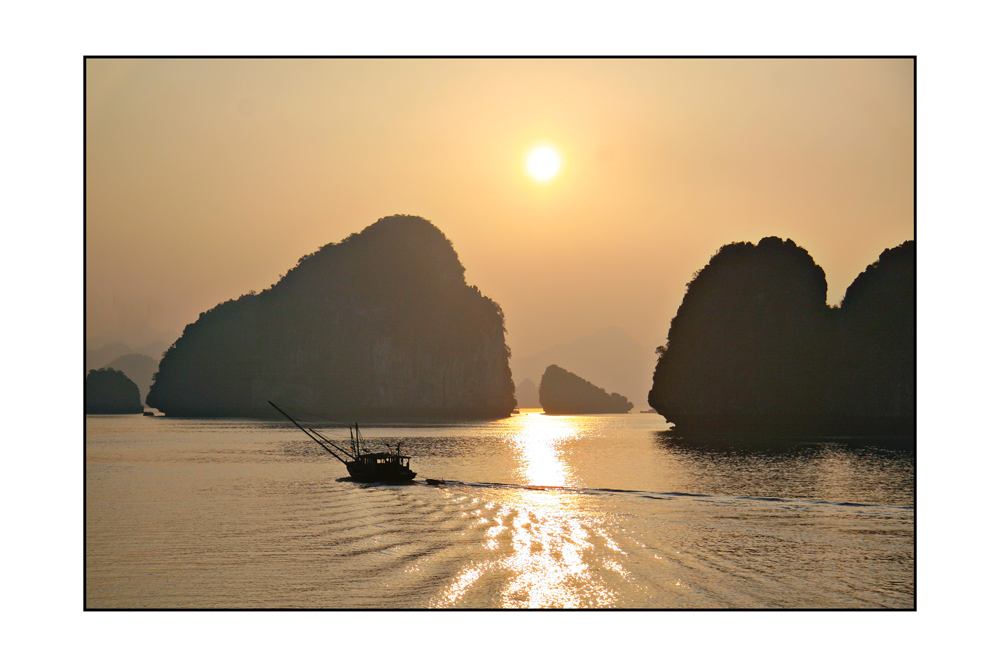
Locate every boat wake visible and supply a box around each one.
[348,477,913,516]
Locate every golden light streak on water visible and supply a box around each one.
[507,412,579,487]
[430,415,625,608]
[431,490,620,608]
[87,415,914,609]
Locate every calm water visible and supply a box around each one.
[85,411,914,609]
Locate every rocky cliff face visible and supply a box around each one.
[147,215,516,419]
[648,238,914,435]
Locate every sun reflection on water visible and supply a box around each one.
[508,411,580,488]
[432,413,626,608]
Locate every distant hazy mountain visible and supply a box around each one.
[105,353,159,405]
[85,342,131,372]
[510,327,656,408]
[86,339,173,372]
[134,339,173,361]
[515,378,541,408]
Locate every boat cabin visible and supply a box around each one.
[356,453,411,468]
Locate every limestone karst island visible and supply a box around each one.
[539,364,633,415]
[648,237,914,436]
[86,368,144,414]
[115,217,912,437]
[145,215,516,419]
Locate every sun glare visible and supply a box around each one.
[526,145,562,182]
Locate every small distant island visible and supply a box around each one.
[146,215,516,419]
[648,237,914,435]
[86,368,143,414]
[515,378,541,409]
[539,364,633,414]
[510,327,653,413]
[102,353,159,405]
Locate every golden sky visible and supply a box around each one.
[86,58,913,357]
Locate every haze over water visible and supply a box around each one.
[86,412,913,609]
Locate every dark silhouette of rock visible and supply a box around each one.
[648,238,914,435]
[515,377,541,408]
[539,364,633,414]
[105,353,158,405]
[828,240,915,433]
[146,215,516,419]
[86,368,143,414]
[510,327,656,409]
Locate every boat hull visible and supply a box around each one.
[345,461,417,483]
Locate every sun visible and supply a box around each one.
[526,145,562,182]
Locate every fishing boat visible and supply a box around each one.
[269,401,417,483]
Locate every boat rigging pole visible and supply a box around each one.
[268,401,355,463]
[307,428,356,461]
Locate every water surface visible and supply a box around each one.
[85,411,913,608]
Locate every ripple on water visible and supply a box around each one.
[86,416,913,609]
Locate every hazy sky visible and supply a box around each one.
[87,58,913,357]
